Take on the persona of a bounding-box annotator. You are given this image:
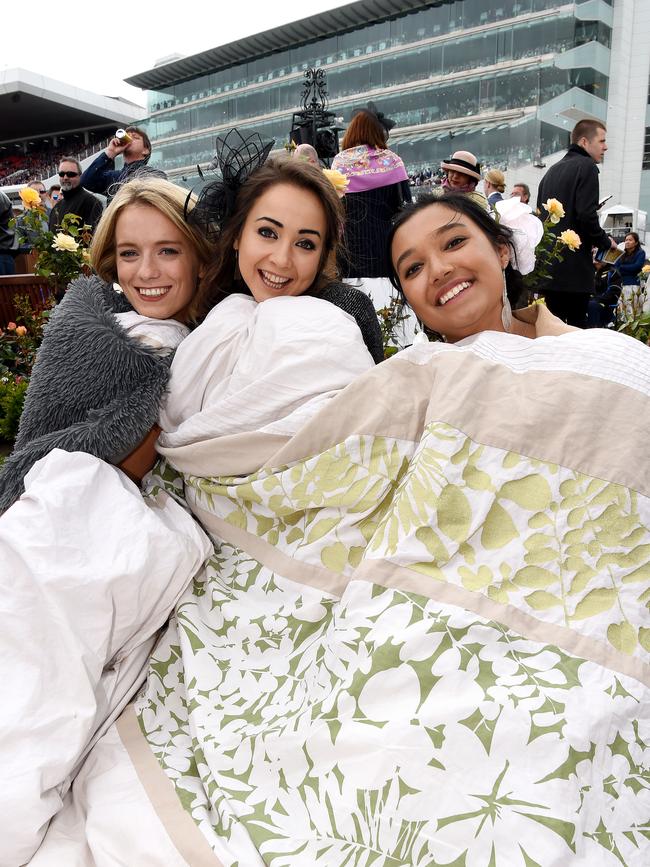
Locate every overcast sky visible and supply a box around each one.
[4,0,351,107]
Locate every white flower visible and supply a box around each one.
[493,197,544,276]
[51,232,79,252]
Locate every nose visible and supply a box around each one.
[269,239,292,270]
[427,249,454,287]
[138,251,161,281]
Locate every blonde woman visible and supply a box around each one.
[0,177,214,509]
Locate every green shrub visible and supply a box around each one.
[0,376,28,442]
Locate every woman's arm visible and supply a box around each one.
[617,249,646,281]
[118,425,161,484]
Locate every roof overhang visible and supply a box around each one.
[125,0,449,91]
[0,68,143,143]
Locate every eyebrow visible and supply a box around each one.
[116,240,182,247]
[256,216,321,237]
[395,220,467,270]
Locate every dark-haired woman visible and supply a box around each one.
[331,106,413,346]
[159,153,383,445]
[587,232,646,328]
[388,192,570,341]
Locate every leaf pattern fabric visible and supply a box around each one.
[137,417,650,865]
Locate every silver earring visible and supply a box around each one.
[501,271,512,332]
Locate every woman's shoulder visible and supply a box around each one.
[62,275,133,316]
[513,302,577,336]
[317,281,384,363]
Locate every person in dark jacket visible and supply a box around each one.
[536,119,617,327]
[0,190,16,275]
[80,126,166,201]
[331,106,411,281]
[48,156,103,233]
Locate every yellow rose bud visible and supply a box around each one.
[15,325,27,337]
[51,233,79,252]
[543,198,565,224]
[322,168,349,197]
[559,229,581,251]
[19,187,42,209]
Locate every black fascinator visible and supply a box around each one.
[185,128,275,241]
[351,101,396,134]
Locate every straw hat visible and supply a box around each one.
[484,168,506,192]
[440,150,482,182]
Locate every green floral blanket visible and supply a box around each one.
[135,331,650,866]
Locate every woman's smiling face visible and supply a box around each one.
[234,182,327,303]
[115,203,202,322]
[391,202,509,342]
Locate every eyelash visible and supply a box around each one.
[446,236,466,250]
[119,248,179,258]
[257,226,317,251]
[403,236,467,277]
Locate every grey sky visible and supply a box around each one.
[5,0,351,107]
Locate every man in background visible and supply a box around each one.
[510,182,530,204]
[536,119,616,326]
[80,126,166,200]
[49,157,103,233]
[48,184,62,207]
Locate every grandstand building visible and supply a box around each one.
[126,0,650,214]
[0,68,143,190]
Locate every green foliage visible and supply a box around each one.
[0,294,52,442]
[11,209,92,291]
[376,292,414,357]
[523,201,578,293]
[0,376,28,441]
[616,276,650,344]
[0,294,52,380]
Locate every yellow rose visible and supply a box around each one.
[543,198,565,224]
[82,249,92,264]
[559,229,581,251]
[19,187,42,209]
[15,325,27,337]
[641,263,650,274]
[51,233,79,252]
[322,168,349,197]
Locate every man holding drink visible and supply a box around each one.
[80,126,166,201]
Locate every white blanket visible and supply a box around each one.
[159,293,376,445]
[0,450,211,866]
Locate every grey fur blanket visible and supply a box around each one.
[0,276,172,510]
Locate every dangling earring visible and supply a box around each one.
[413,322,430,346]
[501,270,512,332]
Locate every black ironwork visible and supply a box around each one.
[289,67,344,164]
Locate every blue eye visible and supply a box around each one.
[161,247,179,255]
[119,250,137,258]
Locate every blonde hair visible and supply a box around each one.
[91,178,215,322]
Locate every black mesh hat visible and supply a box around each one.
[185,128,275,241]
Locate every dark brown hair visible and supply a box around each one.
[126,126,152,154]
[195,157,344,320]
[571,119,606,145]
[341,110,388,150]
